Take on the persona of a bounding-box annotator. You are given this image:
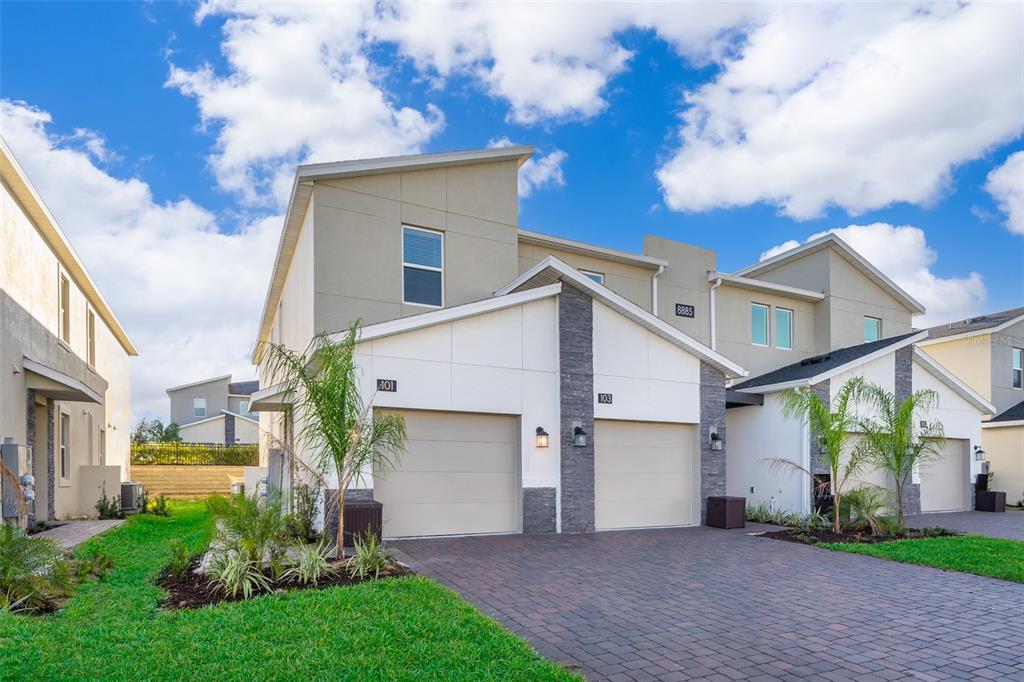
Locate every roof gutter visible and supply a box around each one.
[651,265,664,317]
[709,275,722,351]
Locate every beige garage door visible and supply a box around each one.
[595,420,695,530]
[920,439,967,512]
[373,410,518,538]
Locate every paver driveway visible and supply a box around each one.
[906,510,1024,540]
[395,525,1024,681]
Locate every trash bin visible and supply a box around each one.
[976,491,1006,513]
[343,500,384,546]
[707,496,745,529]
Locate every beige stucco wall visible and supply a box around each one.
[517,242,654,311]
[826,251,913,349]
[1,176,133,520]
[645,235,716,345]
[178,416,226,444]
[921,335,993,402]
[983,426,1024,506]
[169,376,231,427]
[991,319,1024,414]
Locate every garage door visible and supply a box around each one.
[595,420,695,530]
[373,410,518,538]
[920,438,967,512]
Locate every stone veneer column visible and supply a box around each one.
[46,399,55,521]
[522,488,557,533]
[808,380,831,509]
[224,414,236,445]
[559,284,595,533]
[25,390,36,525]
[699,362,726,524]
[894,346,922,515]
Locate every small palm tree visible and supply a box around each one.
[769,376,867,534]
[259,323,406,558]
[857,383,944,529]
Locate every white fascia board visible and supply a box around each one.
[498,256,747,379]
[22,358,104,404]
[345,283,562,344]
[912,347,996,416]
[707,272,825,302]
[982,420,1024,429]
[220,410,260,425]
[918,313,1024,346]
[297,146,534,182]
[166,374,232,394]
[732,379,811,395]
[732,233,925,315]
[178,413,226,429]
[517,229,668,269]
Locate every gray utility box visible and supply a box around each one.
[1,438,32,521]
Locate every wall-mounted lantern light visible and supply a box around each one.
[974,445,985,461]
[709,425,724,452]
[535,427,549,448]
[573,426,587,448]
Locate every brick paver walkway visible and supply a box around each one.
[395,525,1024,681]
[33,519,124,549]
[906,510,1024,540]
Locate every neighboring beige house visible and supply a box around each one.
[0,137,137,523]
[250,146,992,538]
[166,375,259,444]
[920,308,1024,505]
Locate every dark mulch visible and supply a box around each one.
[158,559,413,610]
[762,527,960,546]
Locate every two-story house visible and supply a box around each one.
[0,138,137,524]
[250,146,991,538]
[919,308,1024,504]
[166,375,259,444]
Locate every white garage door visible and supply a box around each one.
[920,438,967,512]
[373,410,519,538]
[595,420,695,530]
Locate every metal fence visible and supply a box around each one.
[130,442,258,466]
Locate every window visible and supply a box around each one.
[1013,347,1023,389]
[86,308,96,366]
[59,273,70,343]
[99,428,106,465]
[239,400,250,416]
[775,308,793,350]
[59,413,70,482]
[580,270,605,284]
[402,226,443,307]
[751,303,769,346]
[193,398,207,418]
[864,316,882,343]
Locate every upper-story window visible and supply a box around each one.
[580,270,605,284]
[864,316,882,343]
[59,273,70,344]
[775,308,793,350]
[86,308,96,367]
[239,400,250,416]
[1013,347,1023,389]
[402,226,443,307]
[193,398,207,418]
[751,303,769,346]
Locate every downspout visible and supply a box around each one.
[651,265,664,317]
[709,276,722,350]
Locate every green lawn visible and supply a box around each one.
[823,535,1024,583]
[0,504,578,681]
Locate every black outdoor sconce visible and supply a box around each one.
[573,426,587,447]
[535,426,549,448]
[709,425,724,452]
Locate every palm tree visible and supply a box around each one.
[769,376,867,533]
[857,383,944,528]
[259,323,406,558]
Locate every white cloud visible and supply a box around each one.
[167,1,444,208]
[760,224,987,326]
[656,3,1024,219]
[985,151,1024,235]
[1,100,280,420]
[489,137,566,197]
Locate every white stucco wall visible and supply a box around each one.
[726,394,806,513]
[592,300,700,424]
[913,359,984,481]
[178,416,226,444]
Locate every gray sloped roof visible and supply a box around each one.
[732,332,920,391]
[926,306,1024,340]
[990,398,1024,423]
[228,380,259,395]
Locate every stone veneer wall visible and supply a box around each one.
[522,487,556,533]
[559,284,595,534]
[699,362,727,524]
[894,346,922,515]
[224,414,236,445]
[25,389,36,525]
[46,399,55,520]
[808,380,830,474]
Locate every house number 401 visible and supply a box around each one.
[377,378,398,392]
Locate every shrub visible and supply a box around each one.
[73,547,114,581]
[283,539,336,585]
[206,491,287,566]
[0,523,70,613]
[149,494,170,517]
[168,540,193,578]
[840,486,895,535]
[95,485,124,520]
[284,484,320,543]
[349,531,394,580]
[920,526,957,537]
[746,502,772,523]
[799,510,831,530]
[206,551,272,599]
[138,488,150,514]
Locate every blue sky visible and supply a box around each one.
[1,1,1021,417]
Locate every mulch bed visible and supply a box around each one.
[761,527,960,546]
[158,558,413,610]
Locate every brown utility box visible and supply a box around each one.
[707,496,746,529]
[343,500,383,546]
